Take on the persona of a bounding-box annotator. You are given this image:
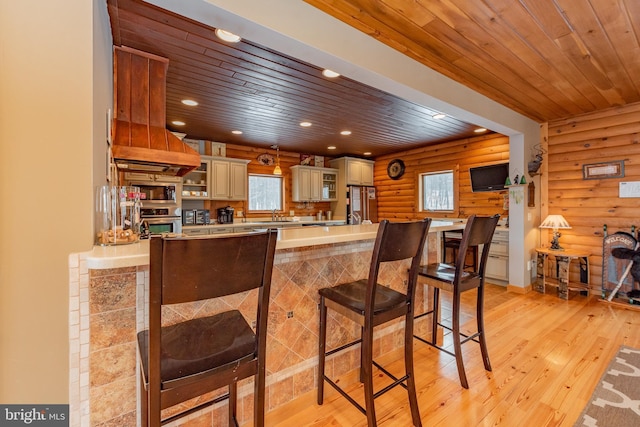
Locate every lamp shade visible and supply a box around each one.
[539,214,571,230]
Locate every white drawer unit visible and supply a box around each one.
[486,229,509,283]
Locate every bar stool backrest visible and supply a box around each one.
[455,214,500,280]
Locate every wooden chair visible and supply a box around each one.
[317,219,431,427]
[138,230,278,427]
[442,229,478,271]
[415,214,500,389]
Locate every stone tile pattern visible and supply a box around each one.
[73,238,435,426]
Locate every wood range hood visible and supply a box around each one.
[111,46,200,177]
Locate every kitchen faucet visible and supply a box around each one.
[349,212,361,224]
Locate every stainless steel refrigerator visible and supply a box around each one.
[346,186,378,224]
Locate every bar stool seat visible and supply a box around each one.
[317,219,431,427]
[416,214,499,389]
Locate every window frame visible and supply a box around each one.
[416,164,460,217]
[247,173,285,213]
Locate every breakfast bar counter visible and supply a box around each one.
[71,221,464,426]
[85,221,463,269]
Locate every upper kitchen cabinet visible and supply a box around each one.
[329,157,375,186]
[182,157,211,199]
[210,157,250,200]
[291,165,338,202]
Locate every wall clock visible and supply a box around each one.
[257,153,275,166]
[387,159,405,180]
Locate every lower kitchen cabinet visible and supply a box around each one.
[486,229,509,282]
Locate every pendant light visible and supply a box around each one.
[272,145,282,175]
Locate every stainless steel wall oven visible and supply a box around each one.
[125,179,182,235]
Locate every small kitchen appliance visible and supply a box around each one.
[183,209,211,226]
[217,206,235,224]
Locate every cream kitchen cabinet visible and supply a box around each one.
[210,157,250,200]
[182,157,211,200]
[485,229,509,283]
[291,165,338,202]
[329,157,374,186]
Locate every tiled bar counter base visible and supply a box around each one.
[68,224,457,426]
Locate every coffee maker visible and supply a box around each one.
[217,206,235,224]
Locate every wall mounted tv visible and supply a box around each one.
[469,162,509,192]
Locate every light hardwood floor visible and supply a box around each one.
[264,284,640,426]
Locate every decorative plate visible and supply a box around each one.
[257,153,275,166]
[387,159,405,179]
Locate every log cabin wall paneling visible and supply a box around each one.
[374,133,510,222]
[202,143,333,219]
[546,101,640,291]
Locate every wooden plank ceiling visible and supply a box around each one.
[107,0,640,158]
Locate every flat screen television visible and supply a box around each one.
[469,162,509,192]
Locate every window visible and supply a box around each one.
[419,169,457,212]
[248,174,283,212]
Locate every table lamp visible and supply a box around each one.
[539,214,571,250]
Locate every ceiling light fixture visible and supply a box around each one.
[181,99,198,106]
[215,29,241,43]
[474,128,487,133]
[340,130,352,135]
[271,144,282,175]
[364,152,372,156]
[231,130,243,135]
[433,113,446,119]
[171,120,186,126]
[327,146,336,150]
[322,69,340,78]
[300,121,312,127]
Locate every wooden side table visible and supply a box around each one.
[535,248,590,299]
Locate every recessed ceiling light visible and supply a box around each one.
[171,120,186,126]
[231,130,243,135]
[181,99,198,106]
[474,128,488,133]
[322,69,340,78]
[300,121,312,127]
[215,29,241,43]
[433,113,446,119]
[340,130,352,136]
[327,146,336,150]
[364,152,372,156]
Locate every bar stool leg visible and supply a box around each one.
[360,326,366,383]
[451,290,469,389]
[431,287,440,345]
[476,285,492,371]
[404,312,422,427]
[229,382,237,427]
[317,296,327,405]
[140,374,148,427]
[361,322,377,427]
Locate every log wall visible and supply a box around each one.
[373,133,510,221]
[546,101,640,291]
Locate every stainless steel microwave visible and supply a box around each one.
[126,180,182,207]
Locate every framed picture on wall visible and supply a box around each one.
[583,160,624,179]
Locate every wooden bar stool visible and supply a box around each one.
[138,230,277,427]
[442,229,478,271]
[416,214,499,389]
[317,219,431,427]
